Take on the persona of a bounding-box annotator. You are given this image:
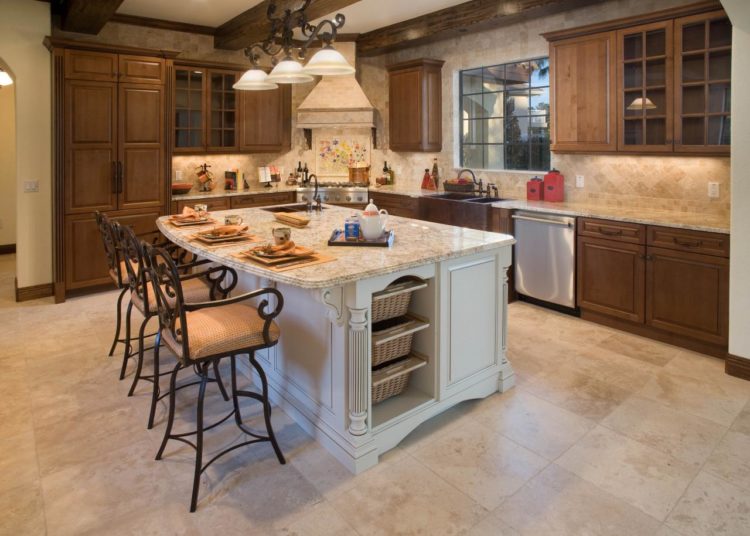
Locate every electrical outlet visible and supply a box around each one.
[23,180,39,193]
[708,182,720,198]
[575,174,584,188]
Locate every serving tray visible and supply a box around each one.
[328,229,395,247]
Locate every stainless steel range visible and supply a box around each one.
[296,181,369,206]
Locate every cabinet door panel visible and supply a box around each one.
[550,31,616,152]
[65,80,118,213]
[239,85,291,152]
[646,246,728,344]
[119,84,164,210]
[118,55,165,84]
[389,69,422,150]
[577,236,645,322]
[64,50,117,81]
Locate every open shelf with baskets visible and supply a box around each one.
[370,276,436,429]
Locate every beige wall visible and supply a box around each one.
[0,0,51,287]
[721,0,750,361]
[0,82,16,246]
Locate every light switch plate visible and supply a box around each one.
[23,180,39,193]
[708,182,720,198]
[575,175,584,188]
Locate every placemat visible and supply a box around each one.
[188,234,264,249]
[232,252,336,272]
[166,218,217,228]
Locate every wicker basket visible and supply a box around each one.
[371,315,429,367]
[372,277,428,323]
[372,355,427,404]
[443,181,475,193]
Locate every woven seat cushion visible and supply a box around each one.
[131,277,211,315]
[162,301,279,361]
[109,260,136,286]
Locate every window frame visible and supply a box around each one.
[458,56,551,172]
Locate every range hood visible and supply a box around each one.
[296,75,375,129]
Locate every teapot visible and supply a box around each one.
[360,199,389,240]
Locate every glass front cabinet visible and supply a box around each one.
[614,9,730,154]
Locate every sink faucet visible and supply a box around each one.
[308,174,322,212]
[487,183,499,198]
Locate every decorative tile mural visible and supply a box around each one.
[315,134,370,177]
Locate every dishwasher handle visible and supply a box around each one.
[512,213,574,227]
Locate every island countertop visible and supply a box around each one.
[157,204,515,289]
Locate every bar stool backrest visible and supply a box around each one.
[114,223,153,316]
[143,243,191,361]
[95,211,124,288]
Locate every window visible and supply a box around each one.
[459,58,550,171]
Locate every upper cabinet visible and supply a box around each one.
[674,10,732,153]
[388,59,444,152]
[545,3,731,155]
[173,64,290,154]
[549,31,617,152]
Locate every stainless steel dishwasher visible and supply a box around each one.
[512,211,576,308]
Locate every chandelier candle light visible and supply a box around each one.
[233,0,355,91]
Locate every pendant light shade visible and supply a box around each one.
[627,97,657,110]
[0,69,13,87]
[267,58,315,84]
[233,67,278,90]
[302,46,355,76]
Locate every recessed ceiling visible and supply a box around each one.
[116,0,468,32]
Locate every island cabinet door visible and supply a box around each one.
[439,252,501,398]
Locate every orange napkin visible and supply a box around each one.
[201,224,248,237]
[170,207,205,222]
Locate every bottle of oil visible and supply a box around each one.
[431,158,440,191]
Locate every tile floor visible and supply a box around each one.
[1,253,749,535]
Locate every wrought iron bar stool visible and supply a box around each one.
[95,211,130,358]
[144,243,286,512]
[114,223,237,429]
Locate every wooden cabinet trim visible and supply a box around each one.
[647,225,729,257]
[577,217,645,244]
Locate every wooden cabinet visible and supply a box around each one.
[617,21,674,152]
[369,192,419,218]
[549,32,617,152]
[239,85,291,152]
[230,191,294,209]
[674,10,732,153]
[545,4,731,155]
[174,196,230,214]
[173,63,291,154]
[51,42,172,297]
[577,217,729,353]
[387,59,444,152]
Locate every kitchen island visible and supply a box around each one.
[157,204,515,472]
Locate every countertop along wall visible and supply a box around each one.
[357,0,731,216]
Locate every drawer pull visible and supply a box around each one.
[598,228,623,236]
[673,238,702,248]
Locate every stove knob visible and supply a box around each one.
[301,194,308,202]
[346,195,352,202]
[323,195,329,202]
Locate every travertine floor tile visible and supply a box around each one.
[275,500,358,536]
[495,464,662,535]
[78,502,199,536]
[594,332,678,367]
[601,395,726,467]
[329,456,487,536]
[730,399,750,436]
[666,471,750,536]
[557,426,697,520]
[0,429,40,492]
[568,346,661,392]
[524,365,631,421]
[413,419,548,510]
[472,388,595,460]
[637,370,750,426]
[0,483,46,536]
[703,430,750,491]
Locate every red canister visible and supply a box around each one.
[526,177,544,201]
[543,169,564,202]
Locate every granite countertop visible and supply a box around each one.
[172,184,299,200]
[492,200,730,234]
[157,204,515,289]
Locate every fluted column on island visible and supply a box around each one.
[347,306,369,436]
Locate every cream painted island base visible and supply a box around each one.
[157,205,515,473]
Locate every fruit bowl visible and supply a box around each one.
[171,183,193,195]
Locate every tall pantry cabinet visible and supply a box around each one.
[48,39,175,300]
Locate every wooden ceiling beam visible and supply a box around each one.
[214,0,361,51]
[356,0,608,57]
[61,0,125,34]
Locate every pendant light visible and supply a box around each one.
[0,69,13,87]
[235,1,354,90]
[627,97,657,110]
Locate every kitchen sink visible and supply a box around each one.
[426,192,477,200]
[465,197,506,203]
[262,204,328,213]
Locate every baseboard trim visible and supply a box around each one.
[580,309,728,359]
[15,279,55,302]
[726,354,750,382]
[0,244,16,254]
